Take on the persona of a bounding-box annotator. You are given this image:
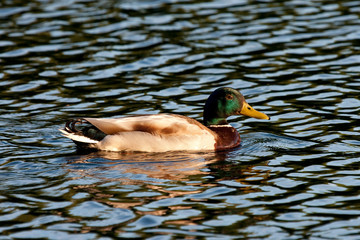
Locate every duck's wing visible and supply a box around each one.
[84,114,213,136]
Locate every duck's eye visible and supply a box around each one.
[247,107,251,110]
[225,94,233,100]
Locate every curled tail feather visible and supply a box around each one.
[60,118,106,149]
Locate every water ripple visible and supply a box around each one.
[1,0,360,239]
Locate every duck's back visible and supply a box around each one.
[85,114,210,136]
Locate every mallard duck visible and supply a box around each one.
[60,87,269,152]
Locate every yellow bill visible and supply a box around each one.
[240,102,270,120]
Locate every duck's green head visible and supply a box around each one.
[203,87,270,126]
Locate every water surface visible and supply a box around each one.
[1,0,360,239]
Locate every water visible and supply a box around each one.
[1,0,360,239]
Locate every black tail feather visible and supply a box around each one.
[64,118,106,141]
[65,118,87,133]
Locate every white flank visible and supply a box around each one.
[97,131,216,152]
[59,129,99,144]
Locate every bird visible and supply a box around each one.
[60,87,269,152]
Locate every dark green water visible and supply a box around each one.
[1,0,360,239]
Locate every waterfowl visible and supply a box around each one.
[60,87,269,152]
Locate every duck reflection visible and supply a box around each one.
[65,149,271,190]
[66,150,227,182]
[63,150,271,231]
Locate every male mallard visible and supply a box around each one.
[60,87,269,152]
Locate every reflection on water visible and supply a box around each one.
[62,147,275,236]
[1,0,360,239]
[66,151,222,182]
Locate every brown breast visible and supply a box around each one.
[208,126,241,151]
